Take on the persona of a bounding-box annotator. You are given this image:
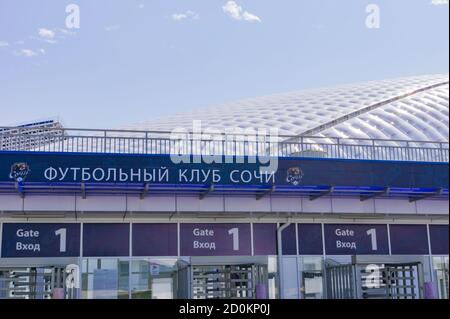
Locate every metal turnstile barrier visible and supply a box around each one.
[191,264,267,299]
[0,266,71,299]
[325,262,356,299]
[325,260,424,299]
[357,262,423,299]
[435,267,449,299]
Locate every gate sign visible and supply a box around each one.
[324,224,389,255]
[180,224,251,256]
[1,223,80,258]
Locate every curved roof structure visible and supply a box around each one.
[126,74,449,142]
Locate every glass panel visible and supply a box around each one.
[299,256,324,299]
[433,256,449,299]
[118,260,129,299]
[281,257,299,299]
[81,258,129,299]
[130,259,178,299]
[130,260,151,299]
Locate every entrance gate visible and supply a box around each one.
[192,264,267,299]
[325,262,355,299]
[0,266,70,299]
[325,259,424,299]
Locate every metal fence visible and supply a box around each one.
[0,127,448,162]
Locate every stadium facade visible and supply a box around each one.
[0,74,448,300]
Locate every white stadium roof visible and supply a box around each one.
[125,74,449,142]
[1,74,448,162]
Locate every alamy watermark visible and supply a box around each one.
[65,264,80,289]
[169,120,280,174]
[65,4,80,29]
[363,264,382,289]
[366,4,381,29]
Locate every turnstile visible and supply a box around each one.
[325,262,356,299]
[0,266,72,299]
[325,259,424,299]
[435,267,449,299]
[357,262,423,299]
[191,264,267,299]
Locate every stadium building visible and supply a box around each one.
[0,74,448,299]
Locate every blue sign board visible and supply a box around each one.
[180,223,251,256]
[132,223,177,256]
[298,224,323,255]
[1,223,80,258]
[281,224,297,255]
[253,224,277,255]
[1,151,448,188]
[83,223,129,257]
[389,224,429,255]
[429,225,449,255]
[324,224,389,255]
[1,222,447,258]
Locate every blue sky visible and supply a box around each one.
[0,0,448,128]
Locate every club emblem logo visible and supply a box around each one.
[9,162,31,182]
[286,167,304,186]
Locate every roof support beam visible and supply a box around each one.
[409,188,443,202]
[199,184,215,200]
[310,186,334,201]
[256,185,276,200]
[294,81,449,138]
[360,187,390,201]
[140,183,150,200]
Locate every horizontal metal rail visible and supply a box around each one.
[0,126,448,162]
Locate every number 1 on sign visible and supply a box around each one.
[228,228,239,251]
[55,228,67,252]
[366,228,377,251]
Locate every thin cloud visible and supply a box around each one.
[38,28,57,43]
[8,27,75,59]
[38,28,55,39]
[431,0,448,5]
[0,41,9,48]
[222,1,261,23]
[14,47,46,58]
[171,10,199,21]
[17,49,37,57]
[105,24,121,32]
[57,28,77,37]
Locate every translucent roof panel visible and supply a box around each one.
[124,74,449,142]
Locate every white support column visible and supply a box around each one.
[277,221,291,299]
[426,224,435,283]
[387,223,392,256]
[129,222,132,299]
[250,222,254,256]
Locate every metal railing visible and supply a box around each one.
[0,126,448,162]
